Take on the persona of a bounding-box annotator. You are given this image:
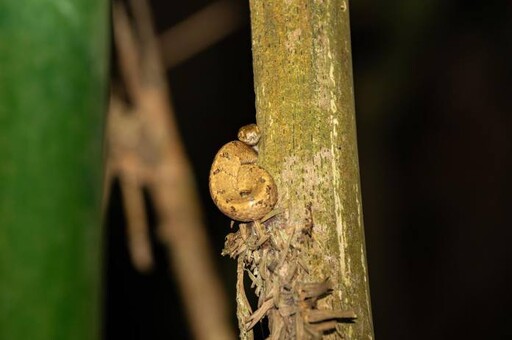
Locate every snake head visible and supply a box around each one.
[237,124,261,146]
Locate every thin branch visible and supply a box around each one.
[119,171,153,272]
[159,0,248,69]
[112,2,142,100]
[107,1,235,338]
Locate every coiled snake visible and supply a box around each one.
[209,124,278,222]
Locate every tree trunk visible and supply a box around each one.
[0,1,108,339]
[248,1,374,338]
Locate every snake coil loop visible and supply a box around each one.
[209,125,277,222]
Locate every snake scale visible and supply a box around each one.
[209,124,278,222]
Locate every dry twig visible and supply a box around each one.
[159,0,248,69]
[105,1,235,339]
[222,212,356,339]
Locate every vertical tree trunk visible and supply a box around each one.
[0,1,108,339]
[249,1,374,338]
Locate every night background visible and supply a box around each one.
[104,1,512,339]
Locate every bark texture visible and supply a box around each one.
[249,1,374,338]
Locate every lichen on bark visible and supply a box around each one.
[239,0,375,339]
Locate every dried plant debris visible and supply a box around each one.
[223,210,356,339]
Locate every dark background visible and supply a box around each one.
[104,1,512,339]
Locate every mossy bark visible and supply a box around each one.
[249,1,374,338]
[0,1,108,339]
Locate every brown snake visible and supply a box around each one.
[209,124,278,222]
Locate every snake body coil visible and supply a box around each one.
[209,138,277,222]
